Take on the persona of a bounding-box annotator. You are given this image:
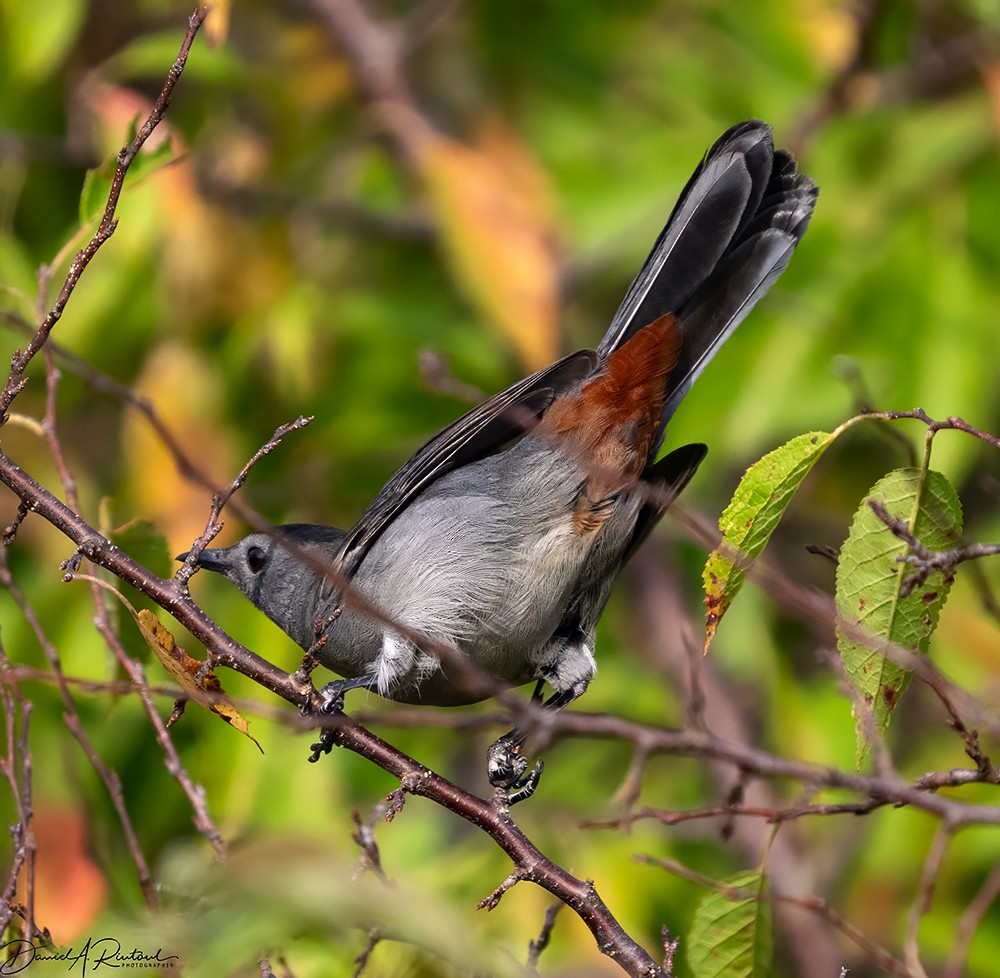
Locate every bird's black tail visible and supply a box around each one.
[596,121,816,433]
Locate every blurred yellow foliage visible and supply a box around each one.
[416,131,560,371]
[121,342,235,546]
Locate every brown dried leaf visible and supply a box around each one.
[137,609,262,752]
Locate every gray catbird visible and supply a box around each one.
[181,121,816,799]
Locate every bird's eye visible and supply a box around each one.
[246,546,267,574]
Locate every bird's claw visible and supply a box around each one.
[487,730,544,805]
[307,681,350,762]
[504,760,544,805]
[487,730,528,785]
[319,680,349,715]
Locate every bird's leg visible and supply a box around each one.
[319,674,380,713]
[487,680,586,805]
[486,681,543,801]
[308,675,380,762]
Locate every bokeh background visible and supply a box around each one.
[2,1,1000,975]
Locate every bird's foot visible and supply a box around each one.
[487,729,544,805]
[307,679,355,762]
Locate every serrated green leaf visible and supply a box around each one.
[703,431,834,651]
[687,870,772,978]
[835,468,962,766]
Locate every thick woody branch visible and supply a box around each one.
[0,21,664,938]
[318,717,665,977]
[0,454,305,707]
[0,447,665,975]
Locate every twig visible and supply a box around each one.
[1,6,998,973]
[175,414,313,585]
[0,6,210,420]
[477,868,528,911]
[943,857,1000,978]
[314,715,667,977]
[861,408,1000,452]
[547,710,1000,827]
[0,640,37,938]
[1,457,668,975]
[41,342,226,857]
[351,929,381,978]
[2,307,221,496]
[526,902,562,973]
[0,551,157,908]
[869,497,1000,597]
[627,550,841,975]
[418,349,486,404]
[581,799,885,832]
[351,807,390,884]
[904,822,953,978]
[661,928,679,978]
[674,501,1000,742]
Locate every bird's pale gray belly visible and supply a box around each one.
[320,441,637,705]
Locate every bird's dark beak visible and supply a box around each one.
[175,548,230,573]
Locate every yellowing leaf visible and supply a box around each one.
[138,609,262,752]
[475,112,555,228]
[704,431,835,652]
[416,133,559,371]
[703,413,877,652]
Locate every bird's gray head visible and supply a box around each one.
[177,523,346,649]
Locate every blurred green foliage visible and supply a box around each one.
[2,0,1000,975]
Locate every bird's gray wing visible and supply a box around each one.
[337,350,599,577]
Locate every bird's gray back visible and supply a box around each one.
[319,435,639,702]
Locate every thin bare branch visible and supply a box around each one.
[0,6,210,420]
[904,822,953,978]
[0,639,37,938]
[0,550,157,907]
[526,902,562,974]
[944,857,1000,978]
